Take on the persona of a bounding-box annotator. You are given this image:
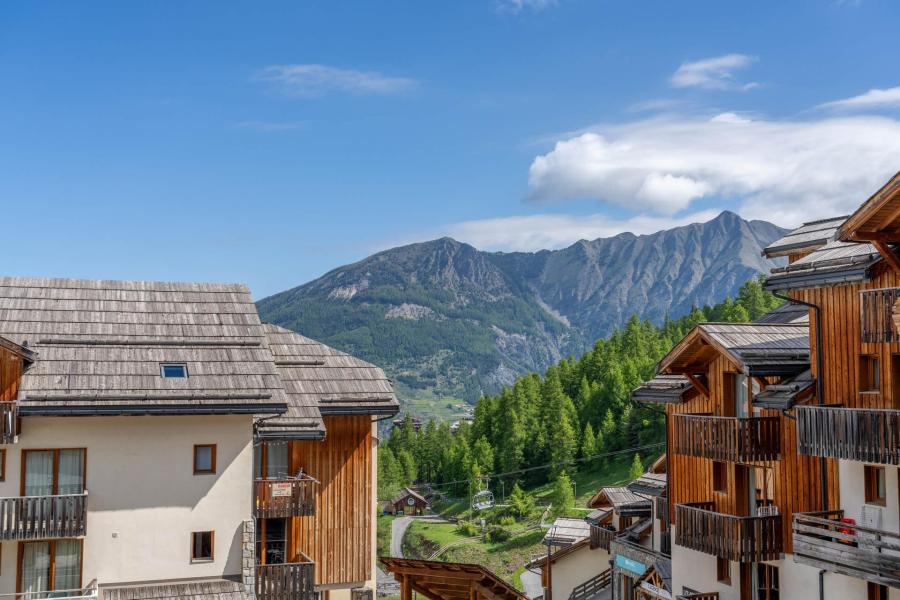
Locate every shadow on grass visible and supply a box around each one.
[489,529,545,553]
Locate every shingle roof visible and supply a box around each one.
[765,241,882,291]
[631,375,694,405]
[543,517,591,547]
[102,579,250,600]
[256,325,398,435]
[627,472,667,497]
[588,487,652,516]
[762,216,847,258]
[753,303,809,325]
[753,369,815,410]
[0,277,287,415]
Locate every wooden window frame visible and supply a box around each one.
[20,449,87,496]
[859,355,880,394]
[16,539,84,595]
[160,363,189,378]
[193,445,216,475]
[868,582,889,600]
[864,465,887,506]
[716,557,731,585]
[190,531,214,563]
[712,461,727,493]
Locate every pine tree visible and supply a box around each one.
[508,483,536,520]
[580,423,596,467]
[551,472,575,516]
[629,452,644,480]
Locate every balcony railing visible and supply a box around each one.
[672,414,781,463]
[793,510,900,589]
[0,402,17,444]
[676,593,719,600]
[675,502,783,562]
[569,569,611,600]
[254,473,318,518]
[0,492,88,540]
[589,524,617,551]
[660,529,671,556]
[796,405,900,464]
[860,288,900,343]
[257,559,316,600]
[656,496,669,525]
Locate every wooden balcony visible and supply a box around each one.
[589,524,617,550]
[254,473,318,518]
[0,401,17,444]
[656,496,669,525]
[256,559,316,600]
[796,405,900,464]
[0,492,87,540]
[675,502,783,562]
[793,510,900,589]
[860,287,900,343]
[672,414,781,463]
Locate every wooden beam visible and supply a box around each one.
[401,575,412,600]
[686,373,710,398]
[873,241,900,275]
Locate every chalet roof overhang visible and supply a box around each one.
[657,323,809,378]
[17,393,287,417]
[543,517,592,547]
[526,537,590,569]
[764,245,881,292]
[588,487,652,516]
[254,423,327,441]
[762,215,847,259]
[840,172,900,243]
[627,473,667,497]
[631,375,695,405]
[0,336,36,363]
[380,558,527,600]
[753,369,815,410]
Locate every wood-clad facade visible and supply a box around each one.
[290,415,374,587]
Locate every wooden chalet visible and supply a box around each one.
[390,488,428,516]
[762,172,900,597]
[634,309,830,598]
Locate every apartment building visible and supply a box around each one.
[0,277,396,600]
[762,172,900,600]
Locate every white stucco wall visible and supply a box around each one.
[670,534,741,600]
[839,460,899,536]
[0,415,254,591]
[550,544,610,600]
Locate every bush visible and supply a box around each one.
[484,525,511,543]
[497,516,516,527]
[456,521,479,537]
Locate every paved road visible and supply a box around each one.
[390,515,448,558]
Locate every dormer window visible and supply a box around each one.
[161,363,188,378]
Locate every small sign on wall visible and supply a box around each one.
[272,482,292,497]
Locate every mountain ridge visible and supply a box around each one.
[257,211,786,416]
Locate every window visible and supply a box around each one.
[254,441,289,480]
[859,355,880,393]
[868,582,889,600]
[716,557,731,585]
[19,540,81,596]
[161,363,188,378]
[193,445,216,475]
[865,465,886,506]
[191,531,214,562]
[22,449,85,496]
[713,461,727,493]
[256,518,286,565]
[757,563,779,600]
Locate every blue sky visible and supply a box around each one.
[3,1,900,298]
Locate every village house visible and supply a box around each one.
[389,488,429,516]
[0,277,397,600]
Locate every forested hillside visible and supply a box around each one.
[378,276,784,499]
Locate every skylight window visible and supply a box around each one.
[161,363,188,378]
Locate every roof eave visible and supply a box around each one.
[19,402,288,417]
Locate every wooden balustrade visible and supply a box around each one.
[254,475,318,518]
[671,414,781,463]
[674,502,783,562]
[0,492,87,540]
[676,593,719,600]
[860,288,900,343]
[256,559,316,600]
[793,510,900,589]
[660,530,671,556]
[796,405,900,464]
[568,568,611,600]
[0,402,17,444]
[589,524,617,551]
[656,496,669,524]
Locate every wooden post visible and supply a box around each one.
[401,575,412,600]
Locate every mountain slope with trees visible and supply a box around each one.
[258,212,785,409]
[378,276,783,500]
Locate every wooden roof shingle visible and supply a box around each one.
[762,216,846,258]
[0,277,287,415]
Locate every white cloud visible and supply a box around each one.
[256,64,416,97]
[818,86,900,111]
[496,0,557,13]
[437,209,723,252]
[527,113,900,225]
[670,54,758,91]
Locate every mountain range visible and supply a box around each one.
[257,211,786,417]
